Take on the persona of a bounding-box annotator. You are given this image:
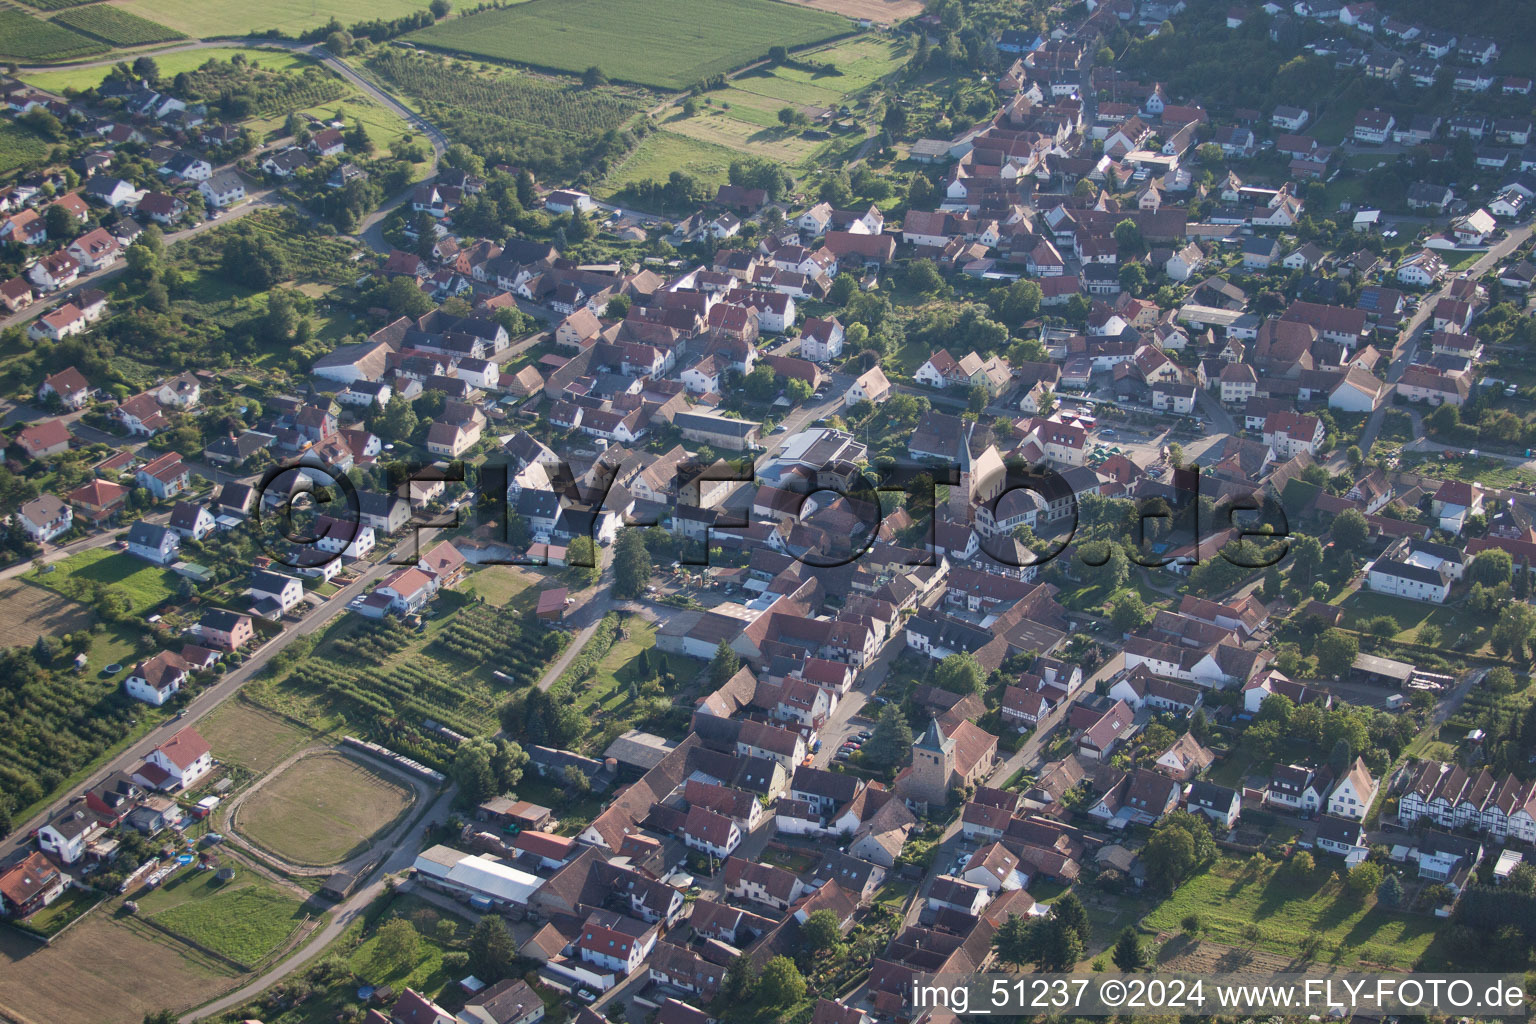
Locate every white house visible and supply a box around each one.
[200,170,246,209]
[124,651,190,706]
[137,728,213,791]
[1326,758,1378,820]
[250,569,305,615]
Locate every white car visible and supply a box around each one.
[577,990,597,1003]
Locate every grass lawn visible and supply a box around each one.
[20,46,309,93]
[1335,589,1485,649]
[198,701,317,775]
[347,893,467,993]
[1142,854,1444,969]
[409,0,852,90]
[18,886,103,937]
[143,869,310,967]
[106,0,435,39]
[235,751,415,866]
[242,89,417,153]
[34,548,177,616]
[464,564,534,606]
[601,129,742,197]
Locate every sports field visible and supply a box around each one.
[107,0,434,38]
[235,750,415,866]
[409,0,852,90]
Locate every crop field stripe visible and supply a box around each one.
[406,0,853,91]
[51,5,185,45]
[0,8,107,61]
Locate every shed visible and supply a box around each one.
[535,587,569,621]
[1351,652,1414,687]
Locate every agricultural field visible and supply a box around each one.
[106,0,434,38]
[33,548,177,616]
[234,750,416,866]
[1142,855,1446,970]
[19,46,309,93]
[19,0,102,10]
[0,120,53,177]
[0,9,106,62]
[0,578,94,646]
[408,0,852,91]
[140,868,312,967]
[775,0,922,20]
[198,701,318,775]
[0,913,238,1024]
[259,596,566,736]
[603,34,903,190]
[52,5,185,46]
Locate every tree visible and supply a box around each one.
[1347,860,1382,898]
[1166,442,1185,469]
[1376,872,1405,907]
[132,55,160,82]
[1113,218,1144,255]
[768,44,789,63]
[1112,926,1147,971]
[450,739,497,804]
[755,955,806,1008]
[905,258,944,296]
[44,202,77,241]
[1035,915,1084,971]
[1492,603,1536,660]
[604,294,631,319]
[612,530,651,598]
[429,0,451,15]
[800,909,842,958]
[863,703,914,769]
[710,640,741,684]
[1286,850,1316,878]
[1290,533,1324,583]
[467,916,516,980]
[1469,549,1514,588]
[372,918,420,976]
[1506,862,1536,895]
[376,395,418,442]
[582,65,608,87]
[786,378,813,404]
[992,912,1033,968]
[1119,261,1148,297]
[1142,811,1215,890]
[1052,890,1090,947]
[934,651,984,694]
[1315,629,1358,678]
[1109,592,1152,635]
[1331,508,1369,555]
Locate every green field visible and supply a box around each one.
[603,130,742,196]
[52,5,185,46]
[1142,855,1445,970]
[20,46,308,93]
[35,548,177,616]
[0,120,53,177]
[198,701,317,775]
[663,34,903,162]
[0,9,106,61]
[106,0,434,37]
[409,0,852,90]
[143,870,310,968]
[235,751,415,866]
[463,564,534,606]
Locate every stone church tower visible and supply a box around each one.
[907,717,956,810]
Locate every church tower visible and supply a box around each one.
[908,716,956,810]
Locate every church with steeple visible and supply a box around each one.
[898,713,1000,813]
